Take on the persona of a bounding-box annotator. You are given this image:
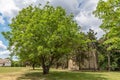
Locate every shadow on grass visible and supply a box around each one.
[17,70,108,80]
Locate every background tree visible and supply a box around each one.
[94,0,120,71]
[70,29,99,71]
[98,36,111,71]
[2,4,82,74]
[98,36,120,71]
[94,0,120,50]
[72,32,87,70]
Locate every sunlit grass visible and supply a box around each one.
[17,69,120,80]
[0,67,24,73]
[0,67,120,80]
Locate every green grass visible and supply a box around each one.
[0,67,24,73]
[17,69,120,80]
[19,71,105,80]
[0,67,120,80]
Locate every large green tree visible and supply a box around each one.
[2,4,82,74]
[94,0,120,50]
[94,0,120,71]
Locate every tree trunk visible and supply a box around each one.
[56,62,59,69]
[43,66,50,74]
[41,60,50,74]
[32,63,35,70]
[41,55,54,75]
[66,56,69,69]
[107,52,111,71]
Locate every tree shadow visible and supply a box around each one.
[17,70,108,80]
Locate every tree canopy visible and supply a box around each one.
[94,0,120,50]
[2,4,84,74]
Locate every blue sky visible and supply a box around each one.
[0,0,103,59]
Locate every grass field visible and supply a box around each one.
[0,67,25,73]
[0,67,120,80]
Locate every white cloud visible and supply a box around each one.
[75,10,102,31]
[0,0,104,37]
[0,0,42,20]
[0,0,36,23]
[0,50,10,55]
[0,41,10,58]
[50,0,104,38]
[0,41,7,49]
[0,16,5,24]
[51,0,80,15]
[74,0,104,38]
[0,53,10,59]
[0,0,19,18]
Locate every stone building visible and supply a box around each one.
[68,50,98,71]
[0,59,11,67]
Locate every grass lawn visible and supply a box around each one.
[0,67,120,80]
[0,67,25,73]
